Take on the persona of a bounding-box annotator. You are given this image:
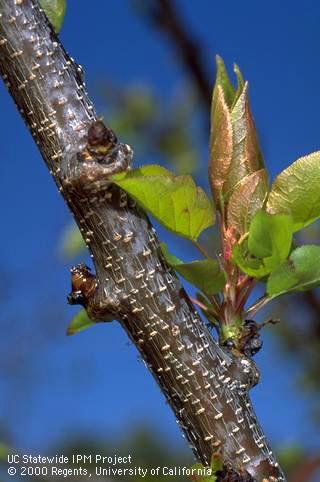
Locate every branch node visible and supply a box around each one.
[60,120,133,188]
[68,262,118,321]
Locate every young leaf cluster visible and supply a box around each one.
[67,55,320,352]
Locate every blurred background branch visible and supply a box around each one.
[133,0,212,110]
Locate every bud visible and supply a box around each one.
[209,56,264,215]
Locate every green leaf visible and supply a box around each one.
[113,164,173,180]
[232,63,245,107]
[215,55,236,108]
[232,210,293,278]
[267,245,320,296]
[227,169,268,235]
[248,210,292,261]
[209,58,264,210]
[222,83,264,202]
[277,445,304,474]
[0,442,11,461]
[210,454,223,474]
[176,260,225,296]
[112,165,215,241]
[60,224,85,258]
[189,464,207,482]
[67,309,96,336]
[209,83,233,210]
[160,243,183,265]
[232,243,267,278]
[188,456,222,482]
[40,0,66,32]
[267,152,320,232]
[189,464,217,482]
[161,244,225,295]
[209,58,234,210]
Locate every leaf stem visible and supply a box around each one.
[235,277,255,313]
[192,240,211,259]
[245,294,274,318]
[211,294,222,316]
[238,231,249,245]
[190,297,219,320]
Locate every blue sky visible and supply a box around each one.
[0,0,319,456]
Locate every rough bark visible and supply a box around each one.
[0,1,286,480]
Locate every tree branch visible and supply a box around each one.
[141,0,212,109]
[0,1,285,480]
